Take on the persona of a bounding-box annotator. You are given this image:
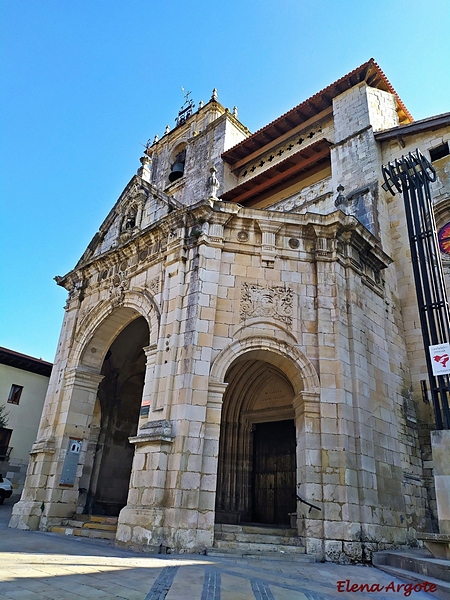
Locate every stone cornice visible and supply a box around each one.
[57,197,392,296]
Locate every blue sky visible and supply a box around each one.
[1,0,449,362]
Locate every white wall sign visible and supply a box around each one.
[429,343,450,376]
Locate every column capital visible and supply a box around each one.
[143,344,158,358]
[293,390,320,415]
[63,367,104,391]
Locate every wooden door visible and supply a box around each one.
[252,420,296,525]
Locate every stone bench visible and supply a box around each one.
[417,533,450,560]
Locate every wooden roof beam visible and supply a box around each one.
[230,106,333,172]
[225,145,331,204]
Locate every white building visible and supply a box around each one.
[0,347,52,495]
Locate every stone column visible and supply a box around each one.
[197,381,228,543]
[117,213,230,553]
[418,430,450,559]
[431,430,450,534]
[312,225,362,562]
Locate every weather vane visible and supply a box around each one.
[176,86,195,127]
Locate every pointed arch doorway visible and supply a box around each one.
[215,356,297,526]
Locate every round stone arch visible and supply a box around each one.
[65,289,160,517]
[209,335,319,395]
[208,335,322,535]
[69,289,160,372]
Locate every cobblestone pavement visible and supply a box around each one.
[0,502,436,599]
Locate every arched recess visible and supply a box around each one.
[83,316,149,515]
[210,337,320,527]
[66,290,159,516]
[168,142,187,183]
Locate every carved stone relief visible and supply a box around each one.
[117,184,149,243]
[109,276,130,307]
[240,283,294,326]
[237,230,249,242]
[148,276,160,295]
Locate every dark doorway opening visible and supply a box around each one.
[252,419,296,525]
[215,358,297,525]
[86,316,148,516]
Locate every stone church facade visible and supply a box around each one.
[10,59,450,563]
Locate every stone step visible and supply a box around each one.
[67,514,118,525]
[215,523,297,537]
[212,539,306,554]
[83,521,117,532]
[49,525,116,540]
[373,563,450,600]
[65,520,117,532]
[214,531,303,546]
[89,515,118,525]
[373,549,450,583]
[206,547,314,561]
[214,523,302,547]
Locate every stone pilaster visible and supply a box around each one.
[116,420,174,552]
[431,430,450,534]
[10,368,103,530]
[293,391,324,556]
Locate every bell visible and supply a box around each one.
[169,162,184,182]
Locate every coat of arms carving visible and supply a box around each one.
[240,283,293,325]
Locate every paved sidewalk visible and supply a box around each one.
[0,501,437,599]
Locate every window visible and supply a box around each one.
[430,142,449,162]
[7,384,23,405]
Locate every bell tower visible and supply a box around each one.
[143,89,249,207]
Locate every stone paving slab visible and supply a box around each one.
[0,503,438,599]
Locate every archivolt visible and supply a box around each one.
[210,335,319,396]
[69,288,160,372]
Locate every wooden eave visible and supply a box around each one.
[220,138,332,205]
[222,59,413,167]
[374,112,450,143]
[0,347,52,377]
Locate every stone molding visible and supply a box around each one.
[63,367,104,391]
[129,419,174,445]
[70,289,160,371]
[210,335,320,396]
[29,438,56,455]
